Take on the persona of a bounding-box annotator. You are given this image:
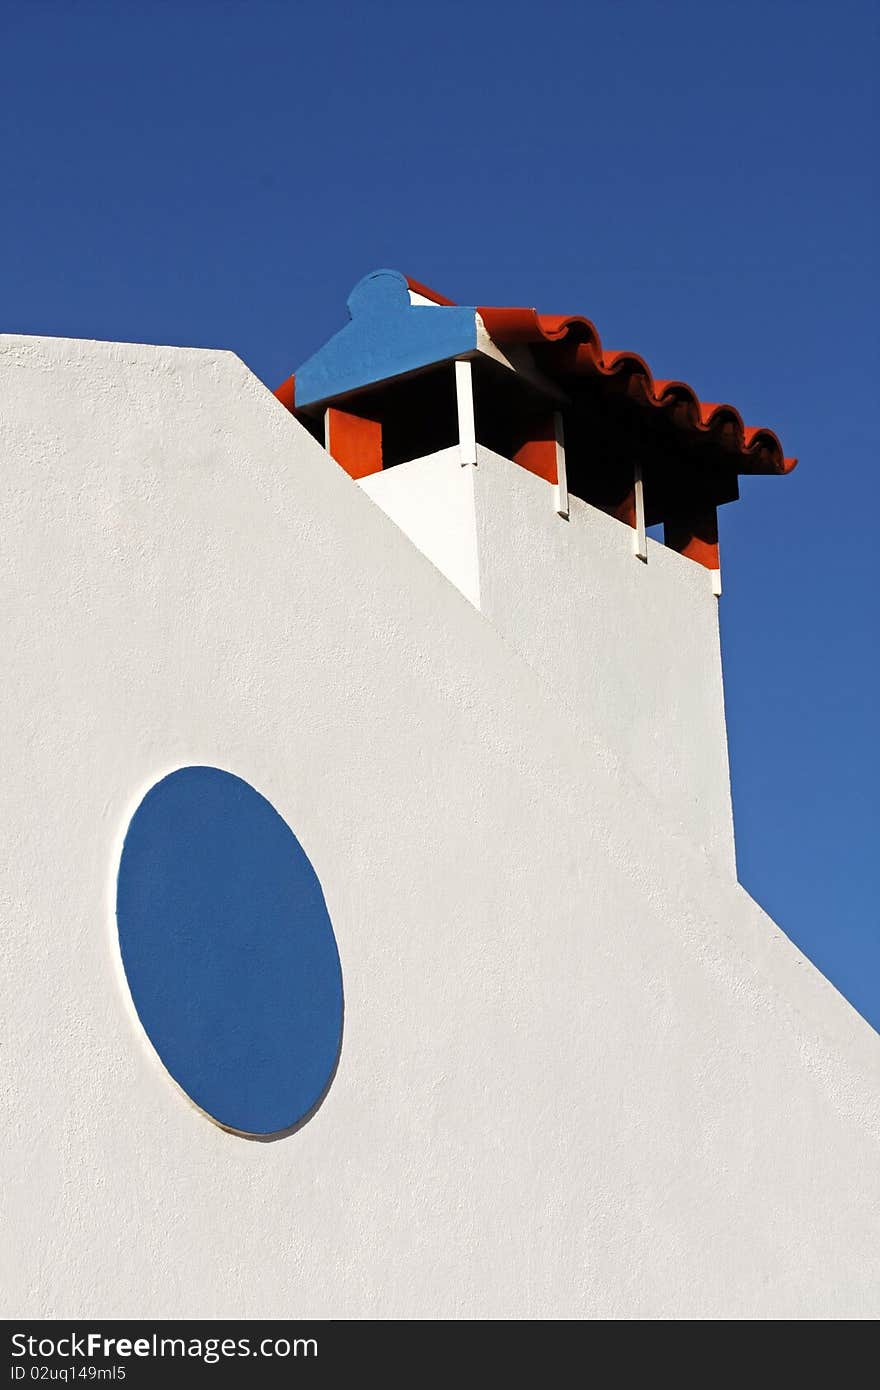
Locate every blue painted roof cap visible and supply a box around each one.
[293,269,478,408]
[346,268,412,317]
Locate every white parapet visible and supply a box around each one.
[361,444,735,875]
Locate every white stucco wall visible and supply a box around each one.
[472,450,736,874]
[2,333,879,1320]
[362,445,735,872]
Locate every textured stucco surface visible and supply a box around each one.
[2,334,879,1320]
[472,450,736,874]
[365,444,736,873]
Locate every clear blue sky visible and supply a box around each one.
[3,1,878,1025]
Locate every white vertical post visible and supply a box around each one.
[553,411,569,519]
[711,565,722,597]
[633,460,647,561]
[323,409,331,451]
[455,359,477,467]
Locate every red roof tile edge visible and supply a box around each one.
[405,277,796,475]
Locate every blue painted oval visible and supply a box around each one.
[116,766,343,1135]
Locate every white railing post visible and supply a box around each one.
[633,460,647,561]
[455,359,477,467]
[553,412,569,519]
